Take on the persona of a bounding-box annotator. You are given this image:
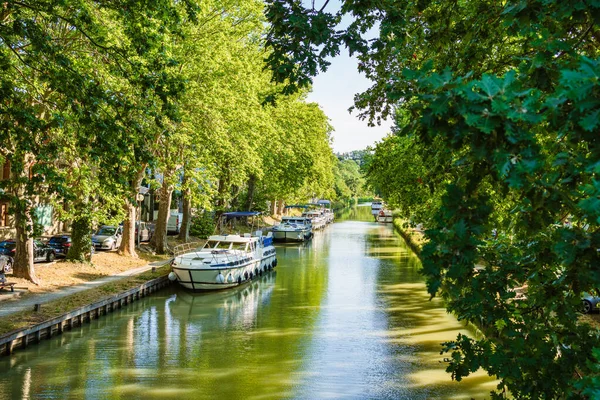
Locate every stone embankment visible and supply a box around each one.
[0,275,171,356]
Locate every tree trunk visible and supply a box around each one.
[178,187,191,242]
[270,199,277,215]
[277,199,285,215]
[118,168,145,258]
[13,202,38,283]
[67,215,93,262]
[151,181,173,254]
[118,202,138,258]
[230,185,239,210]
[245,174,256,211]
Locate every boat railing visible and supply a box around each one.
[173,241,205,256]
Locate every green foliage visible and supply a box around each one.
[67,217,93,263]
[265,0,600,397]
[189,212,216,239]
[0,0,191,267]
[333,158,367,202]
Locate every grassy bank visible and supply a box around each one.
[0,265,171,336]
[392,218,426,257]
[391,217,600,331]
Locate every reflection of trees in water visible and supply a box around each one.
[335,203,374,222]
[370,220,497,398]
[0,220,332,399]
[0,294,168,398]
[171,271,277,331]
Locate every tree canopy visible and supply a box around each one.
[265,0,600,397]
[0,0,337,272]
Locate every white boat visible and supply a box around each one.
[302,210,326,230]
[317,200,335,223]
[371,200,384,220]
[272,216,313,242]
[376,209,393,223]
[171,233,277,291]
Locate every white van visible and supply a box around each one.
[167,210,183,234]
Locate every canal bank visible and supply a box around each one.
[0,206,497,399]
[0,264,172,354]
[0,274,171,356]
[392,218,425,257]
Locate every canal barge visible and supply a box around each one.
[272,216,313,242]
[171,212,277,291]
[302,210,327,230]
[316,199,335,224]
[171,233,277,290]
[376,209,393,223]
[371,200,384,220]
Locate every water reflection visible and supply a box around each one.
[0,205,496,399]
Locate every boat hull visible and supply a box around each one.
[272,230,311,242]
[172,254,277,291]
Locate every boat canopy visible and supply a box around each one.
[223,211,261,217]
[284,204,309,209]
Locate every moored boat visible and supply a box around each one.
[302,210,326,230]
[317,199,335,223]
[170,233,277,291]
[171,212,276,291]
[272,216,313,242]
[376,209,393,223]
[371,200,384,220]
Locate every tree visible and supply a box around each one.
[0,0,193,275]
[260,94,336,208]
[265,0,600,397]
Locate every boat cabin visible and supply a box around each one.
[200,235,258,253]
[281,217,311,225]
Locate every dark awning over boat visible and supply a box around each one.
[284,204,309,209]
[223,211,261,217]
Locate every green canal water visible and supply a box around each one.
[0,205,497,399]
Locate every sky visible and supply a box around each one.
[300,0,393,154]
[306,52,393,154]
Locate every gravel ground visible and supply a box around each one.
[2,248,168,295]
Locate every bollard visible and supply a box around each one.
[152,266,156,273]
[33,304,41,312]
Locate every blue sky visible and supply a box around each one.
[307,51,393,154]
[303,1,393,154]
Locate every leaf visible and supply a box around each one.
[495,319,507,332]
[479,75,502,98]
[579,109,600,132]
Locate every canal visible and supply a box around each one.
[0,205,497,399]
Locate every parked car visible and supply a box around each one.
[0,240,16,260]
[0,239,56,263]
[34,239,56,262]
[582,291,600,314]
[92,225,123,250]
[47,235,72,257]
[0,254,11,272]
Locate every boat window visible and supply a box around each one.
[202,240,219,250]
[212,241,233,250]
